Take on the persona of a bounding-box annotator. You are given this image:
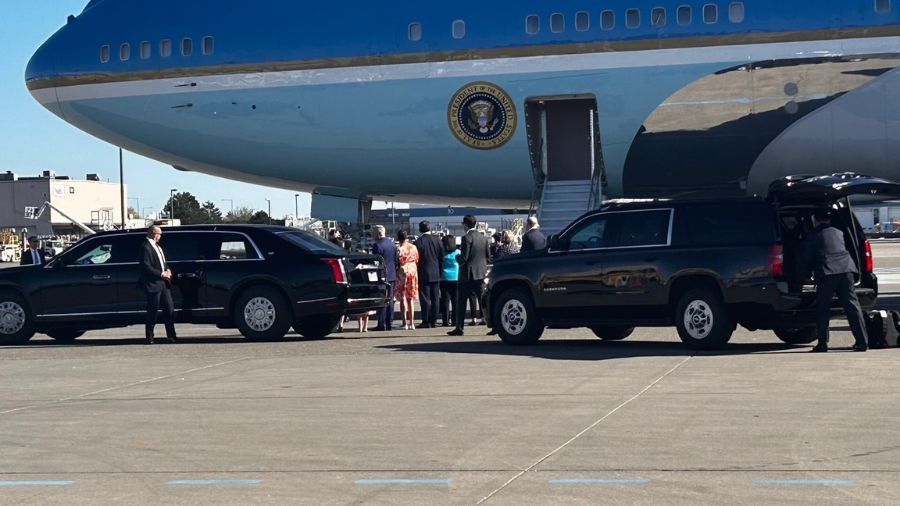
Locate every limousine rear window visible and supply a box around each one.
[278,231,346,254]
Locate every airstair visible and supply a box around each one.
[536,180,595,236]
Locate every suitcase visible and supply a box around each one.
[866,310,900,349]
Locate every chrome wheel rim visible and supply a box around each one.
[501,299,527,336]
[244,297,276,332]
[0,301,26,335]
[683,299,714,339]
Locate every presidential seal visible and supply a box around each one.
[448,82,516,150]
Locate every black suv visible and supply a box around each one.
[484,174,900,350]
[0,225,387,344]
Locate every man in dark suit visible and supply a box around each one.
[139,225,176,344]
[371,225,400,331]
[802,209,868,352]
[448,215,490,336]
[19,236,48,266]
[521,216,547,252]
[414,220,443,328]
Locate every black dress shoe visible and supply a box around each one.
[852,344,868,352]
[486,329,497,336]
[168,336,178,343]
[145,337,155,345]
[447,329,464,336]
[372,326,386,332]
[809,344,828,353]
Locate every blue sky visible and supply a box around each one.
[1,0,368,219]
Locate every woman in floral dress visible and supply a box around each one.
[396,230,419,330]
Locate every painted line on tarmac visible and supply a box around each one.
[753,479,855,486]
[168,479,261,486]
[356,479,450,485]
[0,358,248,416]
[0,481,74,486]
[550,478,649,485]
[477,355,693,504]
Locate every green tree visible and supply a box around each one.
[163,192,206,224]
[200,201,223,223]
[127,206,140,219]
[226,206,255,224]
[249,210,271,224]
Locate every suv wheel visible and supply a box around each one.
[234,286,292,341]
[46,330,85,343]
[675,288,734,350]
[773,327,818,345]
[590,326,634,341]
[294,315,341,339]
[0,292,35,345]
[493,288,543,345]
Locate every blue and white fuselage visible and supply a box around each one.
[25,1,900,207]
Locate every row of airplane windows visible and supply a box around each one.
[100,36,214,63]
[408,0,893,41]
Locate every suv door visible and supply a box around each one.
[594,209,672,310]
[36,234,143,321]
[539,214,609,314]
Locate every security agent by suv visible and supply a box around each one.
[0,225,388,345]
[484,174,900,350]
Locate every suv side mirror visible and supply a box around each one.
[548,234,564,251]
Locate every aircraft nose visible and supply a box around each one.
[25,23,67,117]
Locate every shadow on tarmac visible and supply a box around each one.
[378,339,803,361]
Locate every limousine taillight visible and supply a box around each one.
[322,258,347,284]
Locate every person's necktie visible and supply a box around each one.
[33,250,39,265]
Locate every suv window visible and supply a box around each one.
[605,210,671,247]
[565,215,608,250]
[70,235,141,265]
[216,233,260,260]
[678,204,777,246]
[160,233,205,261]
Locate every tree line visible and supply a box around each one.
[128,192,275,225]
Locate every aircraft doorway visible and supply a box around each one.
[526,97,602,183]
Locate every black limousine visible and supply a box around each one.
[0,225,388,344]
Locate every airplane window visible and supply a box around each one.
[202,36,214,55]
[119,43,130,61]
[550,13,564,33]
[728,2,745,22]
[526,14,540,35]
[452,19,466,39]
[600,10,615,31]
[703,4,718,24]
[626,8,640,29]
[876,0,891,13]
[575,11,590,32]
[408,22,422,41]
[140,41,151,60]
[652,7,667,27]
[99,45,110,63]
[677,5,692,26]
[181,38,193,57]
[160,39,172,58]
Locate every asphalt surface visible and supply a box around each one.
[0,243,899,504]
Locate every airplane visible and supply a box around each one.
[25,0,900,223]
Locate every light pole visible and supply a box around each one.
[265,198,272,224]
[169,188,177,220]
[294,194,299,218]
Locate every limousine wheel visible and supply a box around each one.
[46,330,86,343]
[773,327,818,345]
[590,326,634,341]
[0,291,35,345]
[235,286,292,341]
[675,288,734,350]
[293,315,341,339]
[493,288,543,345]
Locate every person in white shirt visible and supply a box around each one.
[138,225,176,344]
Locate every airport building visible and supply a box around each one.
[0,171,127,237]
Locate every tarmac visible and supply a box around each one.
[0,242,899,504]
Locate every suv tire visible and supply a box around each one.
[234,286,292,341]
[493,288,543,345]
[294,315,341,339]
[590,326,634,341]
[675,288,734,350]
[773,327,818,345]
[46,330,86,342]
[0,291,35,345]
